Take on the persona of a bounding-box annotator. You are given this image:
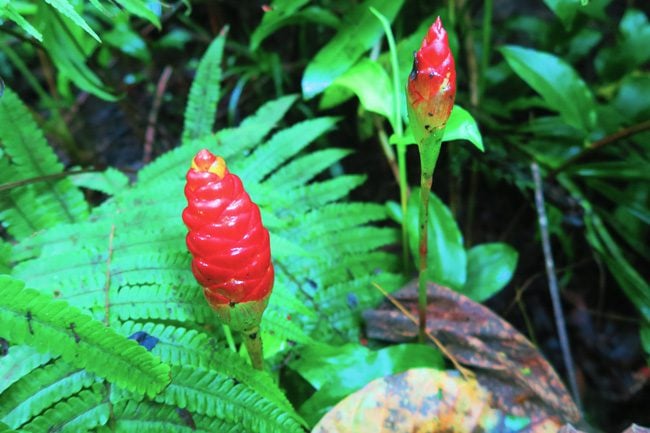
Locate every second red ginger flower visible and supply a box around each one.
[407,16,456,145]
[182,149,274,309]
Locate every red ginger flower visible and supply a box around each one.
[182,149,274,309]
[407,17,456,145]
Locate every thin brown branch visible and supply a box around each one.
[0,168,100,192]
[373,117,401,186]
[144,66,173,163]
[531,162,582,410]
[551,119,650,176]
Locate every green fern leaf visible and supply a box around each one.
[43,0,101,42]
[0,88,88,236]
[182,33,226,144]
[0,421,18,433]
[0,345,51,394]
[0,4,43,41]
[19,383,109,432]
[0,241,10,273]
[0,276,171,396]
[264,148,352,190]
[117,322,298,416]
[138,95,297,185]
[0,360,96,428]
[233,117,339,183]
[113,400,244,433]
[156,365,304,433]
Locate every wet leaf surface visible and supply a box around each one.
[313,368,561,433]
[363,280,581,424]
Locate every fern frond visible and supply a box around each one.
[137,94,298,186]
[232,117,339,183]
[117,322,297,415]
[19,383,109,432]
[182,33,226,144]
[0,241,10,274]
[113,400,244,433]
[264,148,352,190]
[156,365,304,433]
[260,175,366,213]
[314,272,406,340]
[0,345,51,394]
[0,360,96,428]
[0,88,88,236]
[0,276,171,396]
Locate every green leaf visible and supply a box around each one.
[406,191,467,290]
[250,0,339,51]
[0,275,171,397]
[301,0,404,98]
[38,5,116,100]
[543,0,583,29]
[320,59,394,123]
[0,345,51,394]
[43,0,101,42]
[500,45,596,133]
[182,31,226,143]
[0,422,18,433]
[0,3,43,41]
[19,383,109,432]
[114,0,161,28]
[70,168,130,195]
[294,343,443,426]
[443,105,484,151]
[462,243,518,302]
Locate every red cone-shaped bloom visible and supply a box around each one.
[407,17,456,145]
[182,149,274,308]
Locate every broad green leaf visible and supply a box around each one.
[407,191,467,290]
[595,9,650,80]
[500,45,596,133]
[463,243,518,302]
[103,21,151,62]
[115,0,161,28]
[543,0,584,29]
[613,74,650,121]
[301,0,404,99]
[320,59,394,123]
[294,344,443,426]
[443,105,484,151]
[251,0,339,51]
[43,0,101,42]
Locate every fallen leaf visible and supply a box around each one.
[363,281,581,424]
[312,368,561,433]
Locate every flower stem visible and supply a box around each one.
[417,136,442,342]
[242,326,264,370]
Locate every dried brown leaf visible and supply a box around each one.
[363,281,581,424]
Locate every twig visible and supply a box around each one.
[0,168,100,192]
[550,119,650,176]
[530,162,582,410]
[104,224,116,327]
[144,66,173,164]
[373,118,400,185]
[373,282,474,380]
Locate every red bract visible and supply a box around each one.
[182,149,274,308]
[407,17,456,145]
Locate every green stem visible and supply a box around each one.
[222,324,237,353]
[369,6,409,274]
[242,327,264,370]
[417,136,442,342]
[479,0,493,100]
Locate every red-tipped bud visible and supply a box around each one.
[182,149,274,309]
[407,17,456,145]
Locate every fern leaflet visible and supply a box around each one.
[0,276,171,396]
[182,33,226,144]
[0,345,51,394]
